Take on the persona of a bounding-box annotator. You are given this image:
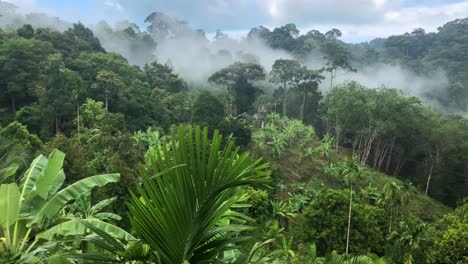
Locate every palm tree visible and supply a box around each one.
[325,253,394,264]
[128,125,270,264]
[389,218,433,264]
[382,182,402,233]
[341,156,361,256]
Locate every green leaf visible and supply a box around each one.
[20,154,47,200]
[0,164,18,184]
[94,212,122,221]
[0,183,20,228]
[33,149,65,199]
[48,170,65,198]
[48,255,72,264]
[37,218,135,241]
[128,125,270,264]
[90,197,117,213]
[31,174,120,226]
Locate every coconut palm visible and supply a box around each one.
[128,125,270,264]
[339,156,361,256]
[382,182,402,233]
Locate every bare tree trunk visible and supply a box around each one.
[361,131,376,165]
[301,85,306,122]
[335,125,342,151]
[335,112,341,150]
[105,87,109,112]
[373,141,381,168]
[10,95,16,113]
[394,159,406,176]
[385,138,395,172]
[55,114,59,135]
[388,206,393,233]
[425,158,434,196]
[282,82,287,117]
[77,103,81,144]
[346,186,353,256]
[330,69,336,90]
[352,137,359,155]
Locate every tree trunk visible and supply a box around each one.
[282,82,287,117]
[385,138,395,172]
[346,186,353,256]
[388,205,393,233]
[301,85,306,122]
[55,114,59,135]
[330,70,335,90]
[425,158,434,196]
[10,95,16,113]
[105,87,109,112]
[77,103,81,144]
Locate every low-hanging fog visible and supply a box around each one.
[0,1,458,114]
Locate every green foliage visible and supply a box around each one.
[192,90,225,129]
[209,62,265,116]
[290,189,386,256]
[387,217,434,264]
[144,61,187,93]
[0,149,120,262]
[217,117,252,148]
[432,203,468,264]
[128,125,270,264]
[252,114,317,159]
[0,121,42,152]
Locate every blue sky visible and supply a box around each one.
[7,0,468,42]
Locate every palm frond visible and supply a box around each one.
[128,125,270,264]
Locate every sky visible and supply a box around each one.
[5,0,468,42]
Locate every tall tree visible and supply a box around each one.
[209,62,265,116]
[270,59,302,116]
[323,42,355,89]
[91,70,125,112]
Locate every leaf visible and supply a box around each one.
[37,218,135,241]
[90,197,117,213]
[0,183,20,228]
[128,125,270,264]
[48,170,65,198]
[33,149,65,199]
[30,174,120,226]
[48,255,72,264]
[94,212,122,221]
[20,154,48,200]
[0,164,18,184]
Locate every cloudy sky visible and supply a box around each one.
[6,0,468,42]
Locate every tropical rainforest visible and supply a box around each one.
[0,3,467,264]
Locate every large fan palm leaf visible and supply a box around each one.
[128,125,270,264]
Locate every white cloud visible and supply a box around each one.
[299,1,468,42]
[3,0,39,12]
[104,0,124,12]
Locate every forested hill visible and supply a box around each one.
[0,7,467,264]
[248,18,468,113]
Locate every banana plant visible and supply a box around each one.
[0,149,120,262]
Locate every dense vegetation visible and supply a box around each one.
[0,11,466,264]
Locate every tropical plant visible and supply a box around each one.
[271,201,296,227]
[389,218,433,264]
[0,149,120,262]
[128,125,270,264]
